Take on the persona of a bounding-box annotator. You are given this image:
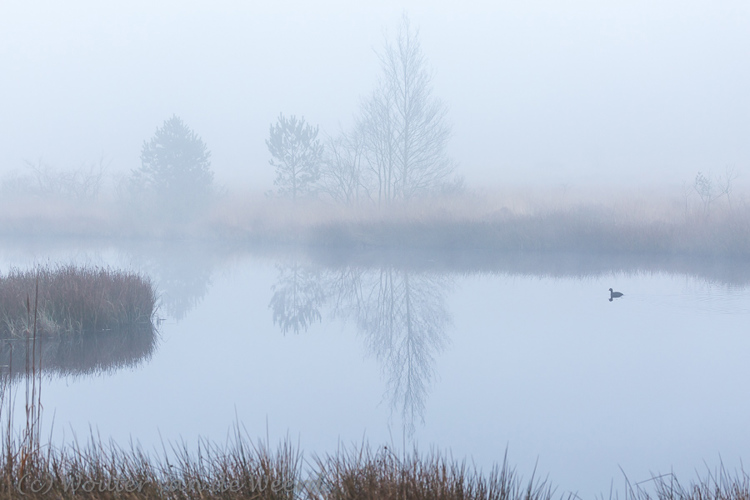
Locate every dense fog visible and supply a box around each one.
[2,0,748,195]
[3,4,750,496]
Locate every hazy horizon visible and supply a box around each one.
[2,0,749,193]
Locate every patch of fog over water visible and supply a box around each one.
[1,241,750,499]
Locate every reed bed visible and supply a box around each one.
[0,265,156,338]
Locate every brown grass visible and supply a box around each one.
[310,445,556,500]
[0,432,747,500]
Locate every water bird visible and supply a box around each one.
[609,288,624,302]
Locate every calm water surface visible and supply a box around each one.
[2,243,749,499]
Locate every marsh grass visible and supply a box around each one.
[0,265,156,338]
[1,429,748,500]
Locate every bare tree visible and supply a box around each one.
[1,157,109,202]
[318,126,369,205]
[693,167,739,215]
[266,114,323,201]
[717,166,739,210]
[358,15,455,204]
[694,171,716,214]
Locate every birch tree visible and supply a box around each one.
[359,15,455,203]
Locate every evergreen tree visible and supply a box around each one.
[131,115,214,220]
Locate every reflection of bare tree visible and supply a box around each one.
[268,263,452,434]
[269,263,326,334]
[327,267,452,436]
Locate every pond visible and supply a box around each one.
[1,240,749,499]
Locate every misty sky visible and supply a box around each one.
[1,0,748,191]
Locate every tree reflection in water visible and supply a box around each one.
[268,263,326,334]
[271,263,453,436]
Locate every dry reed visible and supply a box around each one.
[0,265,156,338]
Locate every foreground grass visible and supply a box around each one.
[0,430,301,499]
[0,431,747,500]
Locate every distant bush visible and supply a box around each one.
[126,115,215,222]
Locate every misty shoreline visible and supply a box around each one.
[2,192,750,286]
[2,193,749,251]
